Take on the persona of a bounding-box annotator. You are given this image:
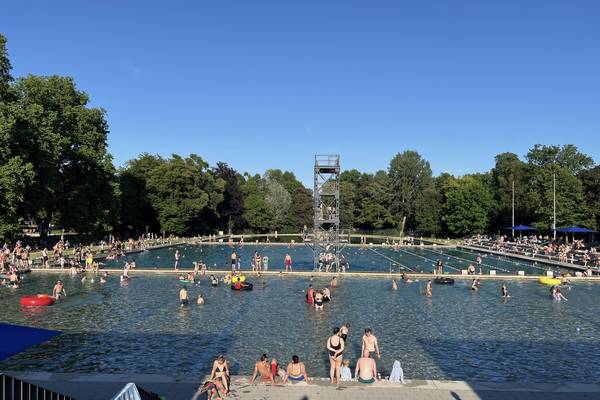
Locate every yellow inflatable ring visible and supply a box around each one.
[539,277,561,286]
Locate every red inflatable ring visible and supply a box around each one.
[19,294,55,307]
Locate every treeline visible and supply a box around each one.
[341,147,599,236]
[1,34,599,240]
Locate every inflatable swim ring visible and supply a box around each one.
[19,294,54,307]
[231,283,253,291]
[539,277,561,286]
[434,277,455,285]
[231,275,246,283]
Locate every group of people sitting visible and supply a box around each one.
[197,325,402,399]
[466,234,600,269]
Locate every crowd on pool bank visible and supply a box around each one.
[195,323,407,400]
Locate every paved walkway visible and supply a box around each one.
[3,372,599,400]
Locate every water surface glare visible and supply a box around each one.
[1,270,598,383]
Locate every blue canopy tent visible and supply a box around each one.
[557,226,597,244]
[505,225,537,238]
[557,226,597,234]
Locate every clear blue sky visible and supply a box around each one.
[2,0,599,185]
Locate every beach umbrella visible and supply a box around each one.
[505,225,537,238]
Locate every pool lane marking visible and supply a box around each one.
[395,248,461,273]
[417,247,511,274]
[368,248,417,272]
[438,247,549,274]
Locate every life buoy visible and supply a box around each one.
[19,294,55,307]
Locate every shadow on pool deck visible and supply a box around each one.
[0,330,246,380]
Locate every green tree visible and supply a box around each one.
[118,153,163,234]
[0,34,13,101]
[145,154,224,235]
[265,178,292,231]
[491,152,531,231]
[339,180,356,228]
[0,35,35,240]
[11,74,119,235]
[388,151,434,230]
[287,187,313,231]
[442,174,495,235]
[415,186,442,235]
[213,162,245,233]
[526,165,592,230]
[241,174,273,232]
[356,171,396,230]
[579,166,600,230]
[527,144,594,175]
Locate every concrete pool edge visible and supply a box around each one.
[2,371,599,400]
[27,267,600,282]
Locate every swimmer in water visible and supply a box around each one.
[501,283,509,298]
[471,279,480,291]
[401,272,413,283]
[314,291,324,310]
[52,280,66,300]
[392,279,398,290]
[210,274,218,287]
[551,286,568,302]
[331,277,338,288]
[425,280,432,297]
[179,286,189,306]
[197,294,205,305]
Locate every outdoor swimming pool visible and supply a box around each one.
[1,270,598,383]
[100,243,568,276]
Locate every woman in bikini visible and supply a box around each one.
[326,327,345,384]
[283,355,310,383]
[314,290,324,310]
[209,355,230,394]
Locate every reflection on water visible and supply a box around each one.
[1,272,598,383]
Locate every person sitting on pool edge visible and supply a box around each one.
[250,354,275,384]
[283,355,311,384]
[355,350,377,384]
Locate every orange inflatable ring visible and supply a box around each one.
[19,294,55,307]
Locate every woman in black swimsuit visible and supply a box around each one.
[326,327,345,384]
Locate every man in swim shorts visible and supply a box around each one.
[361,328,380,358]
[250,354,275,384]
[355,350,377,384]
[179,286,189,306]
[52,280,66,299]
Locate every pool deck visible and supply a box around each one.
[459,244,591,272]
[3,372,599,400]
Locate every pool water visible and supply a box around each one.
[1,270,598,383]
[100,244,566,276]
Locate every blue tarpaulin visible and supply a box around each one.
[557,226,597,233]
[505,225,538,231]
[0,323,60,361]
